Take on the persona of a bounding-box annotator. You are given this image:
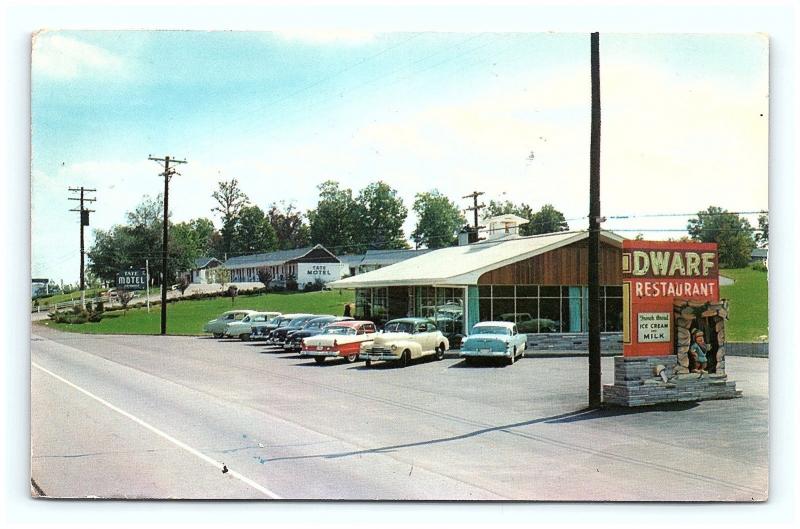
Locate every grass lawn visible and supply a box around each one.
[41,290,355,336]
[720,267,769,342]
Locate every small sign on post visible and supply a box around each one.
[116,269,147,291]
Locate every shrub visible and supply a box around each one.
[751,261,768,272]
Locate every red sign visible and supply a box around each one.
[622,240,718,357]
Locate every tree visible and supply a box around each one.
[687,206,756,268]
[755,211,768,248]
[411,190,466,249]
[177,276,191,296]
[117,289,135,312]
[353,181,408,251]
[268,201,311,250]
[231,205,277,255]
[528,204,569,234]
[484,200,569,236]
[256,267,272,291]
[208,266,231,290]
[307,181,360,253]
[211,178,249,257]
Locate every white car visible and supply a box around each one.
[224,311,282,340]
[360,318,449,368]
[203,310,258,338]
[460,321,527,365]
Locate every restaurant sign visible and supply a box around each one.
[622,241,718,357]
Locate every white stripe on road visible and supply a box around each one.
[32,361,282,500]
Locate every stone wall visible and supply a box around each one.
[603,355,741,407]
[526,332,622,352]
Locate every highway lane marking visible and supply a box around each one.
[31,361,282,500]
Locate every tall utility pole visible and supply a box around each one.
[462,191,486,242]
[68,186,96,305]
[149,155,187,335]
[588,32,603,408]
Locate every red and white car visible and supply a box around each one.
[300,320,377,364]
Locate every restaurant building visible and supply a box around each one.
[329,223,625,350]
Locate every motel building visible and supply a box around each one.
[329,216,626,351]
[224,244,348,288]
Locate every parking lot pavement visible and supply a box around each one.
[30,326,768,501]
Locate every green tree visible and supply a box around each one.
[411,190,466,249]
[687,206,756,268]
[353,181,409,251]
[307,181,360,253]
[211,178,249,257]
[268,201,311,250]
[232,205,278,255]
[755,211,768,248]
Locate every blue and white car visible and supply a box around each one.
[460,321,527,365]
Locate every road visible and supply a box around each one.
[30,326,768,501]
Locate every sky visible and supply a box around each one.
[30,31,769,284]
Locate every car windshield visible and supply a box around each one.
[384,321,415,333]
[304,320,329,329]
[289,318,311,327]
[276,319,291,328]
[241,316,251,323]
[472,326,511,336]
[324,327,356,336]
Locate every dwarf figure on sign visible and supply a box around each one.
[689,329,709,374]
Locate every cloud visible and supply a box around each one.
[32,33,126,80]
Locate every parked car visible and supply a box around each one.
[497,312,558,333]
[301,320,378,364]
[267,314,317,346]
[203,310,258,338]
[283,316,353,352]
[360,318,449,368]
[224,311,282,341]
[460,321,527,365]
[251,313,294,340]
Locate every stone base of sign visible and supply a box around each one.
[602,355,741,407]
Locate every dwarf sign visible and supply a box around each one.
[622,240,718,357]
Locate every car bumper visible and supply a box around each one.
[460,349,511,358]
[360,351,402,362]
[300,349,342,358]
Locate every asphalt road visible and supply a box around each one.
[30,326,768,501]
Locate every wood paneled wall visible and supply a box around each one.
[478,241,621,285]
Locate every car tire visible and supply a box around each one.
[365,359,372,368]
[345,354,357,363]
[399,350,410,368]
[213,333,223,339]
[436,343,445,361]
[507,347,516,366]
[240,334,250,341]
[314,357,326,365]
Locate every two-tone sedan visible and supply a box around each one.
[460,321,527,365]
[267,314,317,346]
[300,320,377,364]
[224,311,281,341]
[203,310,258,338]
[360,318,449,368]
[283,316,353,352]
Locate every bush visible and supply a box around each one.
[286,277,298,291]
[751,261,768,272]
[303,278,326,292]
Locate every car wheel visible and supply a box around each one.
[399,350,410,368]
[507,347,516,366]
[436,343,445,361]
[240,334,250,341]
[314,357,326,365]
[345,353,357,363]
[365,359,372,368]
[213,333,223,339]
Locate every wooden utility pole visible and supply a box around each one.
[149,155,187,335]
[68,186,96,305]
[588,32,603,408]
[462,191,485,230]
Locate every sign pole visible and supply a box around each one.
[146,258,150,313]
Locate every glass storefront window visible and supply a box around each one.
[493,286,514,298]
[538,297,561,333]
[516,285,538,297]
[515,297,538,333]
[540,286,560,297]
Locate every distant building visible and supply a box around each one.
[188,257,224,284]
[750,248,768,267]
[358,248,432,274]
[224,245,346,287]
[31,278,50,298]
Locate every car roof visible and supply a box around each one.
[281,313,313,319]
[328,320,374,328]
[386,317,432,324]
[474,321,515,329]
[221,310,257,316]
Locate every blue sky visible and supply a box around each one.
[31,31,768,283]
